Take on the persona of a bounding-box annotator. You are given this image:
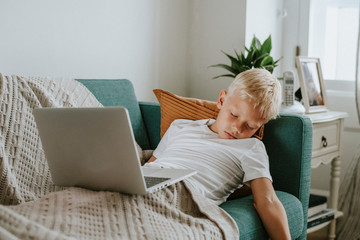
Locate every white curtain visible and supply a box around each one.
[336,151,360,240]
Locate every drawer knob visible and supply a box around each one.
[322,136,328,147]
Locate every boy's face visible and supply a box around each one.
[209,90,267,139]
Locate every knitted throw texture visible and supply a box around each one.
[0,74,238,240]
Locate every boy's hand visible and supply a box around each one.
[250,178,291,240]
[147,155,157,163]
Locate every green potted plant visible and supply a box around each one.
[210,35,281,79]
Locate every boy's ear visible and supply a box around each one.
[217,90,227,109]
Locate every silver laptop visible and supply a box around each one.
[33,107,196,195]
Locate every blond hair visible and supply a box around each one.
[227,68,282,121]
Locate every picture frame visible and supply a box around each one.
[296,56,328,113]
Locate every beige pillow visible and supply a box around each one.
[153,89,264,140]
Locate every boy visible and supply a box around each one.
[146,68,291,239]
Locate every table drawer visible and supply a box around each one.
[312,120,340,158]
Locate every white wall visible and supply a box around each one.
[1,0,284,102]
[0,0,190,101]
[245,0,284,78]
[153,1,190,96]
[187,0,247,101]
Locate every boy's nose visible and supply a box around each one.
[232,125,242,134]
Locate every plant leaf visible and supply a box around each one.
[260,63,277,73]
[253,53,270,67]
[260,56,274,67]
[239,65,251,72]
[263,65,274,73]
[238,51,246,64]
[260,35,272,54]
[251,35,262,50]
[234,49,243,63]
[212,74,236,79]
[209,34,282,79]
[208,64,239,75]
[221,50,243,71]
[274,56,283,65]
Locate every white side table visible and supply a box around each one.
[306,111,348,239]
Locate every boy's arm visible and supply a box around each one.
[250,177,291,240]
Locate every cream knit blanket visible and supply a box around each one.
[0,74,239,240]
[0,182,238,240]
[0,74,102,205]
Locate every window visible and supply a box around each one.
[308,0,359,81]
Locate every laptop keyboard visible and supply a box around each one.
[144,176,170,188]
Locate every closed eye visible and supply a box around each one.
[246,124,255,130]
[231,112,238,118]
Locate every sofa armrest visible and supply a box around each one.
[263,113,313,239]
[139,101,161,150]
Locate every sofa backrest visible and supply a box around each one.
[76,79,151,150]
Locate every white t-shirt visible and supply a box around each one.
[145,119,272,205]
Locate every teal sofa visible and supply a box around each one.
[76,79,313,240]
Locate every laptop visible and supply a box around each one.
[33,107,196,195]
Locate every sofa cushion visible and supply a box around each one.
[220,191,303,240]
[153,89,264,140]
[76,79,151,150]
